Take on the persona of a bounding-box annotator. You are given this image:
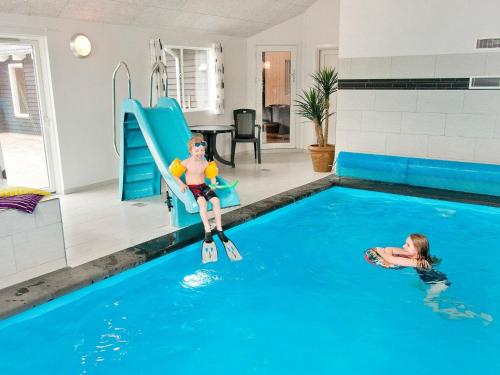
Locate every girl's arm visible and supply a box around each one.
[385,247,408,256]
[375,247,408,256]
[376,251,416,267]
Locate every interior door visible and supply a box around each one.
[256,46,297,149]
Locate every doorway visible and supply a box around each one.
[0,38,56,190]
[256,46,297,149]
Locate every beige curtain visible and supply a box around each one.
[212,42,224,115]
[149,38,168,105]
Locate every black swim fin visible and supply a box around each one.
[201,232,218,263]
[214,229,242,261]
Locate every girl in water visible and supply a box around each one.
[374,234,492,323]
[375,233,434,270]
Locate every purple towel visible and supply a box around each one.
[0,194,44,214]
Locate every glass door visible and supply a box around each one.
[256,46,297,149]
[0,40,54,190]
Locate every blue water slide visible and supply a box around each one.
[119,97,240,226]
[337,151,500,197]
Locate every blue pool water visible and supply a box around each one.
[1,187,500,374]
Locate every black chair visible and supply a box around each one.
[231,109,261,167]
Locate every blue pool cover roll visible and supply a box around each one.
[336,152,500,197]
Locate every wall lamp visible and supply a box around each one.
[70,33,92,58]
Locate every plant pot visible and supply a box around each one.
[308,144,335,172]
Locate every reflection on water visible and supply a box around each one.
[435,207,457,218]
[424,282,493,324]
[181,270,219,289]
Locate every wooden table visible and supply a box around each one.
[190,125,235,166]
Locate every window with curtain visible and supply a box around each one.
[163,47,210,111]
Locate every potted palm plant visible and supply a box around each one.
[295,67,338,172]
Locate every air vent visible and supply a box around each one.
[469,76,500,89]
[476,38,500,49]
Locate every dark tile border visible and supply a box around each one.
[1,176,498,319]
[339,78,470,90]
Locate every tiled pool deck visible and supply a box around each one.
[1,175,499,319]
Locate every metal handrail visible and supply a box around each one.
[149,61,168,107]
[112,61,131,156]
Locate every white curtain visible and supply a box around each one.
[149,38,168,105]
[212,42,224,115]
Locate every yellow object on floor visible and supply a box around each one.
[0,186,51,197]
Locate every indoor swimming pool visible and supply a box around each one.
[1,187,499,374]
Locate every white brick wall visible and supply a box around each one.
[374,91,417,112]
[401,113,445,135]
[336,51,500,165]
[0,236,16,277]
[435,54,487,78]
[386,134,428,157]
[349,57,391,79]
[0,197,66,289]
[339,52,500,80]
[445,114,496,138]
[428,136,475,161]
[416,91,464,113]
[390,56,436,78]
[361,111,402,133]
[338,90,500,164]
[338,90,375,111]
[474,138,500,164]
[463,91,500,114]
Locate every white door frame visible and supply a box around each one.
[256,45,297,150]
[0,34,61,193]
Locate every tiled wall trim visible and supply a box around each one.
[339,78,470,90]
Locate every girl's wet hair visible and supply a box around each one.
[409,233,434,270]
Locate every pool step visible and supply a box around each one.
[121,113,161,200]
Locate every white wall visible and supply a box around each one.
[247,0,340,149]
[0,13,247,193]
[336,0,500,165]
[340,0,500,58]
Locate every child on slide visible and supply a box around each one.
[170,134,242,263]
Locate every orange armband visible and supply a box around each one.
[169,158,186,177]
[204,161,218,179]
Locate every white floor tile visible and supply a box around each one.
[57,150,326,267]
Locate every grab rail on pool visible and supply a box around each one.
[112,61,132,156]
[336,152,500,197]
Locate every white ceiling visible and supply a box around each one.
[0,0,317,37]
